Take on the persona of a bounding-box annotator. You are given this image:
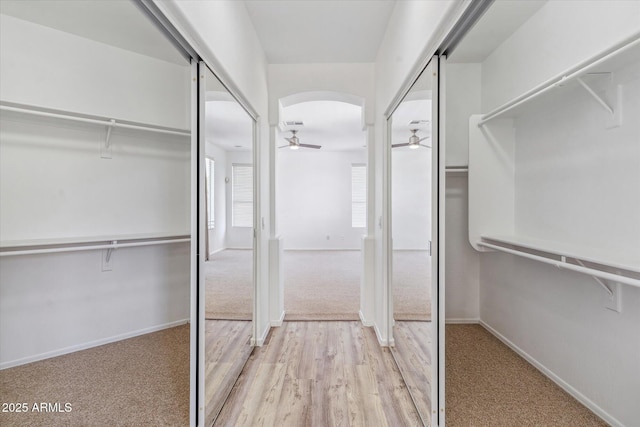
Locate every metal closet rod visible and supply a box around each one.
[0,236,191,257]
[478,241,640,288]
[0,104,191,137]
[477,33,640,127]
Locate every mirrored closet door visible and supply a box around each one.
[388,58,439,426]
[0,1,193,425]
[198,64,256,426]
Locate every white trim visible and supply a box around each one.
[252,324,271,347]
[225,246,253,250]
[1,319,189,370]
[445,318,480,324]
[374,322,393,347]
[359,310,373,327]
[271,310,286,327]
[479,320,622,427]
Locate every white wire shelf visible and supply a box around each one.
[0,102,191,138]
[479,235,640,288]
[477,32,640,127]
[0,234,191,257]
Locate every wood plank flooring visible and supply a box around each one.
[205,320,253,426]
[214,321,422,427]
[391,321,432,426]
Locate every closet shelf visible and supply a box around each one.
[0,233,191,257]
[479,235,640,288]
[0,102,191,138]
[477,32,640,126]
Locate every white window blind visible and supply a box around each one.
[206,158,215,229]
[232,164,253,227]
[352,164,366,228]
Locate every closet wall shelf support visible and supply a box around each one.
[0,235,190,257]
[102,119,116,159]
[572,257,613,296]
[477,240,640,289]
[477,33,639,127]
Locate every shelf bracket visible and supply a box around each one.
[576,75,622,128]
[101,119,116,159]
[573,258,613,296]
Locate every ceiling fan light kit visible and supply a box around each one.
[279,129,322,150]
[392,129,431,149]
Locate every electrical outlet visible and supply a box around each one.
[102,248,113,272]
[604,282,621,313]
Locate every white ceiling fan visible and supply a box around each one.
[279,130,322,150]
[392,129,431,149]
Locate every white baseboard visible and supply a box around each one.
[373,323,393,346]
[479,320,622,427]
[252,323,271,347]
[271,310,285,327]
[359,310,373,327]
[1,319,189,370]
[446,318,480,324]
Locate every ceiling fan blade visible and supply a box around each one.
[278,145,290,149]
[418,136,430,142]
[420,144,432,148]
[299,143,321,149]
[284,137,293,143]
[392,143,410,148]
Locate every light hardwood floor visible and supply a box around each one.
[205,320,253,426]
[391,321,431,425]
[214,321,422,427]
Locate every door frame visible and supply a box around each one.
[384,55,444,425]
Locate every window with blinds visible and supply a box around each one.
[232,164,253,227]
[352,164,366,228]
[206,158,214,229]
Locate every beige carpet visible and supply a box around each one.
[285,250,431,321]
[446,324,608,426]
[0,325,189,427]
[284,250,361,320]
[204,249,431,321]
[392,250,431,320]
[205,249,253,320]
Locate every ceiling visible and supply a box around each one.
[205,98,254,152]
[0,0,186,65]
[449,0,547,63]
[279,101,365,151]
[244,0,396,63]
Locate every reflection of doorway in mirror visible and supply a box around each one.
[201,66,255,426]
[389,62,435,426]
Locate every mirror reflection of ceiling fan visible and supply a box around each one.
[279,130,322,150]
[392,129,431,149]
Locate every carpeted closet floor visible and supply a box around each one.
[0,325,189,427]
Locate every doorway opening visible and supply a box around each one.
[277,99,366,320]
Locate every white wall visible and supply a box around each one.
[477,2,640,425]
[0,15,191,367]
[277,150,366,250]
[444,63,481,321]
[0,14,190,130]
[205,142,227,254]
[156,0,272,342]
[481,0,640,112]
[391,149,431,250]
[0,245,190,368]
